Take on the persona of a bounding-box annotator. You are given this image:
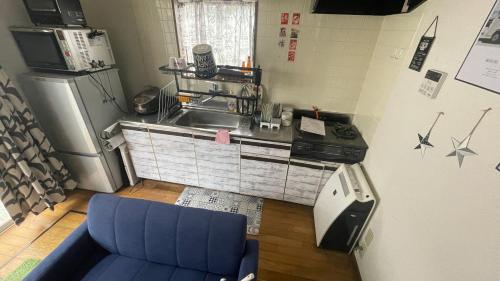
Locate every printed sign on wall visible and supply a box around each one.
[409,17,438,72]
[281,13,289,25]
[292,13,301,25]
[456,0,500,95]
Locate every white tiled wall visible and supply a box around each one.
[82,0,176,102]
[256,0,383,113]
[83,0,386,113]
[156,0,179,61]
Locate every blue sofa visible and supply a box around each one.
[25,194,259,281]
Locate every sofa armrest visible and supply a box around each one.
[237,240,259,281]
[24,221,100,281]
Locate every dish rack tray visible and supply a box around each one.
[157,80,181,123]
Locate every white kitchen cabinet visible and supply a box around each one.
[194,133,240,193]
[122,126,160,180]
[240,154,288,200]
[284,159,324,206]
[122,123,334,207]
[241,139,291,158]
[149,128,198,186]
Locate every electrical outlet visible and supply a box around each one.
[364,228,374,248]
[356,228,374,258]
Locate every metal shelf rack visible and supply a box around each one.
[158,64,262,116]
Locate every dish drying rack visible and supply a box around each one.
[158,64,262,118]
[157,80,182,123]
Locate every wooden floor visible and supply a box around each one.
[0,180,361,281]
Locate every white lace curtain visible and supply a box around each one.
[174,0,256,66]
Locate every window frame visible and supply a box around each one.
[170,0,259,67]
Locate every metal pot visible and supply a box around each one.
[133,87,160,115]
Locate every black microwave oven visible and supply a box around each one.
[22,0,87,26]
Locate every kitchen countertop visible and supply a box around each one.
[119,110,293,144]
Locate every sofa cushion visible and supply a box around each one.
[81,255,237,281]
[87,194,247,276]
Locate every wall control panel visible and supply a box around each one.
[418,69,447,99]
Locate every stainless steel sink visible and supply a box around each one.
[174,110,251,131]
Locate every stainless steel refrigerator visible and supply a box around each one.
[19,68,127,193]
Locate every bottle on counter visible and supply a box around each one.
[246,56,252,71]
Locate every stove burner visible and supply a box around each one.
[291,113,368,163]
[331,122,358,140]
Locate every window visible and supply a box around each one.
[173,0,257,66]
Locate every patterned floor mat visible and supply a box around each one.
[175,186,264,235]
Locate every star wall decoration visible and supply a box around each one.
[415,112,444,157]
[447,108,492,167]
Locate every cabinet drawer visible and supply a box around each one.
[241,140,291,158]
[159,168,198,186]
[150,130,193,144]
[287,162,323,185]
[283,194,315,206]
[197,174,239,193]
[194,137,240,153]
[240,179,285,194]
[240,188,284,200]
[122,129,151,145]
[240,156,288,180]
[134,164,160,180]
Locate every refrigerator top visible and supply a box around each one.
[21,68,119,83]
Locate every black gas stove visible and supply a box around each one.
[291,111,368,164]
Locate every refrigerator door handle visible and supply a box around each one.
[57,150,103,158]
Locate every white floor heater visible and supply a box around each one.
[313,163,376,254]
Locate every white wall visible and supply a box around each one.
[0,0,31,81]
[354,1,500,280]
[257,0,382,113]
[81,0,178,103]
[82,0,383,114]
[353,12,424,143]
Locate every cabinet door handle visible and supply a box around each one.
[149,129,192,138]
[241,155,288,165]
[241,141,291,150]
[121,125,148,132]
[289,161,324,170]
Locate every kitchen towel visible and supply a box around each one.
[215,129,230,144]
